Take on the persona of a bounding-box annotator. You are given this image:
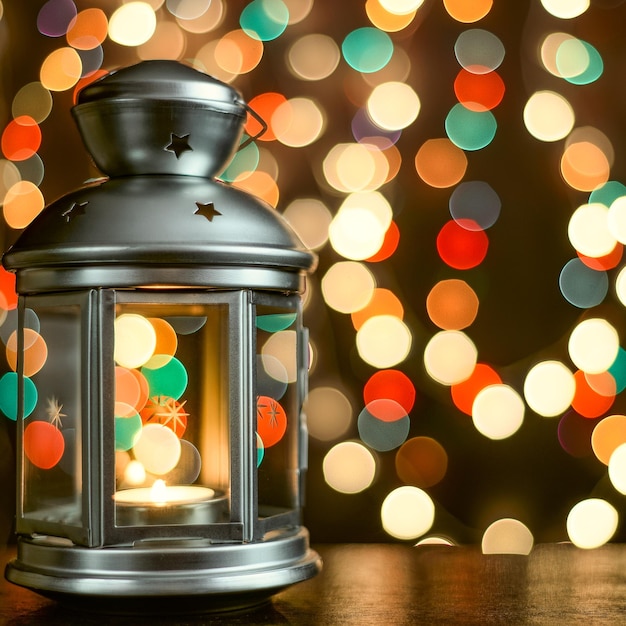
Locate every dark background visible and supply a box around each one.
[2,0,626,548]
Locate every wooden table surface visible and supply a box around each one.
[2,542,626,625]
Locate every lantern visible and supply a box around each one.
[2,61,320,613]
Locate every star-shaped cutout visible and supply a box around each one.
[46,396,66,429]
[194,202,222,222]
[62,200,88,222]
[165,133,193,159]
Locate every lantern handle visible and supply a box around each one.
[238,102,268,150]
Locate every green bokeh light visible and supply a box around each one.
[0,372,37,421]
[445,104,497,151]
[342,27,393,74]
[240,0,289,42]
[142,355,188,400]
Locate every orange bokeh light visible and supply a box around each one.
[351,288,404,331]
[244,92,287,142]
[450,363,502,415]
[415,138,467,188]
[1,116,41,161]
[363,368,416,414]
[66,8,108,50]
[572,370,615,418]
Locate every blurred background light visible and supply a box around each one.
[566,498,617,549]
[481,519,534,555]
[381,486,435,540]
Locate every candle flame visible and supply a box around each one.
[150,479,168,504]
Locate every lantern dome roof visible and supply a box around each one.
[3,61,316,293]
[3,175,316,293]
[72,60,251,178]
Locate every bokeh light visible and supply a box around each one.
[523,360,576,417]
[381,486,435,540]
[566,498,617,549]
[342,27,393,74]
[472,384,525,440]
[240,0,289,42]
[414,138,467,188]
[568,203,615,259]
[356,315,412,368]
[449,181,501,230]
[454,68,504,111]
[481,519,534,555]
[282,198,331,250]
[608,443,626,494]
[567,318,619,374]
[108,2,157,46]
[445,104,497,151]
[540,0,589,19]
[367,81,420,131]
[444,0,492,23]
[523,91,575,142]
[437,219,489,269]
[321,261,375,314]
[423,330,477,386]
[323,441,376,493]
[591,414,626,465]
[287,34,340,80]
[559,258,608,308]
[395,437,447,488]
[304,386,352,441]
[454,29,505,73]
[37,0,77,37]
[2,181,45,229]
[133,423,182,474]
[272,97,325,147]
[451,363,502,416]
[114,314,157,369]
[363,369,415,413]
[426,279,479,330]
[352,288,404,331]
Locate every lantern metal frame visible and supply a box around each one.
[2,60,321,613]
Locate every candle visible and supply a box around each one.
[114,480,227,526]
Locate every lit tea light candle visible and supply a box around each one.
[114,479,215,506]
[114,480,226,526]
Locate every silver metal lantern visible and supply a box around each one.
[2,60,320,613]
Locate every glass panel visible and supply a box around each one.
[255,302,301,517]
[112,302,231,527]
[19,298,83,529]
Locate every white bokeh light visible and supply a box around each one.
[472,384,525,440]
[608,443,626,495]
[109,2,157,46]
[523,360,576,417]
[523,91,575,142]
[323,441,376,493]
[423,330,477,386]
[481,518,534,555]
[540,0,590,19]
[566,498,618,549]
[356,315,412,368]
[568,203,616,258]
[568,318,619,374]
[381,486,435,540]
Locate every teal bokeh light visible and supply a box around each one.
[0,372,38,421]
[240,0,289,42]
[342,27,393,74]
[142,356,188,400]
[589,181,626,208]
[445,104,497,151]
[220,139,260,183]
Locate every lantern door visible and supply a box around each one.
[253,292,307,537]
[13,291,97,546]
[104,290,250,545]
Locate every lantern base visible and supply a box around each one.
[5,527,321,615]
